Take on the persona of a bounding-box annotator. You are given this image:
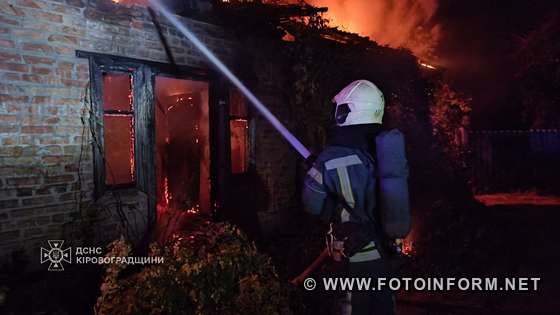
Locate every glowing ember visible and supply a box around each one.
[419,62,436,70]
[164,176,170,206]
[402,238,414,256]
[185,205,200,214]
[128,75,135,181]
[129,117,135,181]
[282,32,296,42]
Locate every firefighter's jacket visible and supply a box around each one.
[302,145,381,262]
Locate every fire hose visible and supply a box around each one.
[148,0,311,160]
[148,0,323,284]
[290,248,329,285]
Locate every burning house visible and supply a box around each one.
[0,0,312,268]
[1,0,559,313]
[0,0,446,271]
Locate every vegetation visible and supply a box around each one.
[514,13,560,128]
[94,216,302,315]
[429,82,472,176]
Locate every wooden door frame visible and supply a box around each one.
[77,50,230,231]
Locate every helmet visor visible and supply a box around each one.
[335,103,351,125]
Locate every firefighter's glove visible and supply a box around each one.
[326,222,376,258]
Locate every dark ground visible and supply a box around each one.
[262,195,560,315]
[397,198,560,315]
[1,195,558,314]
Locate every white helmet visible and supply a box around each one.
[332,80,385,126]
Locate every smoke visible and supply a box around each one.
[308,0,441,63]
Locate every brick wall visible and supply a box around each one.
[0,0,300,267]
[0,0,208,266]
[249,42,299,235]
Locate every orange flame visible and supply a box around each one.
[164,176,170,206]
[420,62,436,70]
[185,205,200,214]
[129,118,135,181]
[128,76,135,181]
[308,0,441,63]
[402,238,414,256]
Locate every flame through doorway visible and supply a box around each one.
[155,77,210,224]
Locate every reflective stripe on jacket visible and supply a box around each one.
[302,146,380,262]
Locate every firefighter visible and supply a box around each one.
[302,80,395,315]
